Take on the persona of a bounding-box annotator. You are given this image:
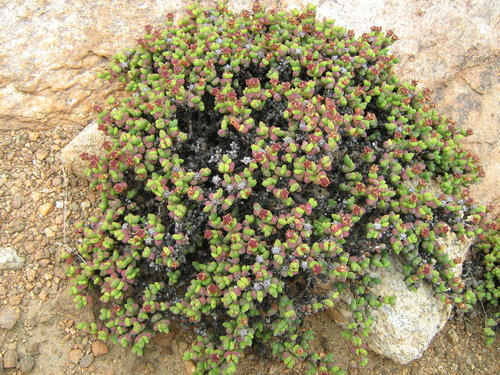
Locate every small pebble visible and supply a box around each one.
[465,321,480,335]
[35,149,49,161]
[184,360,196,374]
[39,290,48,301]
[52,177,62,186]
[0,305,20,329]
[12,193,24,209]
[38,202,54,216]
[26,269,36,282]
[43,228,55,237]
[9,294,23,306]
[9,219,26,233]
[28,342,40,355]
[79,353,94,368]
[39,258,50,267]
[447,329,459,344]
[68,349,84,364]
[20,356,36,373]
[31,192,42,202]
[3,348,18,368]
[91,341,108,357]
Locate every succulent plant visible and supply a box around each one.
[65,1,499,373]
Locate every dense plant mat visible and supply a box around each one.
[65,2,499,374]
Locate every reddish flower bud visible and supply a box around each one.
[247,238,258,248]
[312,264,322,274]
[208,284,218,295]
[280,189,289,199]
[421,264,432,275]
[319,176,330,187]
[258,209,268,220]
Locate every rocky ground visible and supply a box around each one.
[0,126,498,375]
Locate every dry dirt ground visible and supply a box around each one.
[0,126,498,374]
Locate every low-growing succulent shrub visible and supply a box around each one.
[65,1,499,373]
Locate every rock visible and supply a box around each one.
[177,341,188,353]
[465,320,480,335]
[328,231,470,364]
[447,329,459,345]
[184,360,196,374]
[91,341,108,357]
[8,219,25,234]
[30,192,42,202]
[79,353,94,368]
[365,260,449,363]
[0,305,20,329]
[28,342,40,356]
[68,349,84,364]
[9,295,23,306]
[11,193,24,209]
[26,269,36,283]
[59,122,110,178]
[81,200,91,209]
[0,247,24,270]
[0,1,185,131]
[38,202,54,216]
[43,228,56,238]
[20,356,36,373]
[35,148,49,161]
[3,348,18,368]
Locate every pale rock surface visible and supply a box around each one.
[0,0,184,131]
[328,231,471,364]
[59,121,110,177]
[328,259,450,364]
[0,247,24,270]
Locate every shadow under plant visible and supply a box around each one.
[64,2,499,374]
